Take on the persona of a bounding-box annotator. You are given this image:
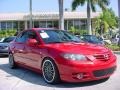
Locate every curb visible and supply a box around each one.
[113,51,120,54]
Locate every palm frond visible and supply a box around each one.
[72,0,86,10]
[97,0,110,10]
[91,0,96,12]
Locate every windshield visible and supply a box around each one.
[2,37,15,43]
[38,30,81,44]
[90,36,100,43]
[82,35,101,43]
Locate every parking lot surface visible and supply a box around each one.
[0,55,120,90]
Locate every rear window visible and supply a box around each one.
[3,37,15,43]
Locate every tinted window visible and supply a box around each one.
[3,37,15,43]
[15,31,38,43]
[27,31,37,39]
[15,32,28,43]
[83,35,100,43]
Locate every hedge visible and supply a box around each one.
[0,29,17,38]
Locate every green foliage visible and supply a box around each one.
[72,0,110,11]
[69,26,88,35]
[94,8,117,35]
[72,0,110,35]
[102,8,117,29]
[106,45,120,51]
[0,29,16,38]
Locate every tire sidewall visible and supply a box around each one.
[9,54,15,69]
[42,59,60,84]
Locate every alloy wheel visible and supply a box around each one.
[42,60,56,83]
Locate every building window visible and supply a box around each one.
[34,21,39,28]
[74,20,80,30]
[13,22,18,29]
[27,21,30,28]
[80,20,87,30]
[1,22,6,30]
[64,20,67,30]
[47,21,53,28]
[19,21,25,31]
[39,21,46,28]
[68,20,73,30]
[6,22,12,29]
[53,21,58,29]
[0,22,1,30]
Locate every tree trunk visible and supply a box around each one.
[58,0,64,30]
[118,0,120,34]
[87,0,92,35]
[29,0,32,29]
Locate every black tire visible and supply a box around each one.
[103,77,110,81]
[9,53,17,69]
[42,58,60,84]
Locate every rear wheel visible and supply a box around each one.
[42,58,60,84]
[9,53,16,69]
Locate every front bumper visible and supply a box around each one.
[58,57,117,83]
[0,49,8,55]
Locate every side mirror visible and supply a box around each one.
[27,39,38,46]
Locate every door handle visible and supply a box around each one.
[18,49,24,53]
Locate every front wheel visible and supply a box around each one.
[42,58,60,84]
[9,53,16,69]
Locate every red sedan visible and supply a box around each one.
[9,28,117,84]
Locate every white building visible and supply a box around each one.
[0,12,100,31]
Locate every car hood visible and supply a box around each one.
[45,42,109,55]
[0,43,9,46]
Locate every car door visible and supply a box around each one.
[24,30,42,69]
[13,31,28,65]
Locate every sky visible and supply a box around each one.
[0,0,118,16]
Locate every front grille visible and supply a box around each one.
[93,66,116,77]
[0,46,8,49]
[94,54,110,61]
[0,46,3,49]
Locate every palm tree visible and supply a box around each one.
[72,0,110,35]
[118,0,120,33]
[58,0,64,30]
[29,0,32,29]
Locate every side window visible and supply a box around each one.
[15,32,28,43]
[28,31,38,41]
[3,37,15,43]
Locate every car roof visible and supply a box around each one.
[31,28,58,31]
[5,36,16,38]
[82,35,96,37]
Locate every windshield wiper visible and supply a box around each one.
[47,41,66,44]
[70,40,81,43]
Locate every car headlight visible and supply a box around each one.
[62,53,87,61]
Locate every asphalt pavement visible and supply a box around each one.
[0,55,120,90]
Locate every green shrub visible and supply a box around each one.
[69,26,88,35]
[106,45,120,51]
[0,29,17,38]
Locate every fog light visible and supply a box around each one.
[76,73,83,79]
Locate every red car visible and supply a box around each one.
[9,28,117,84]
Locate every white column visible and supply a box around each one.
[25,21,28,29]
